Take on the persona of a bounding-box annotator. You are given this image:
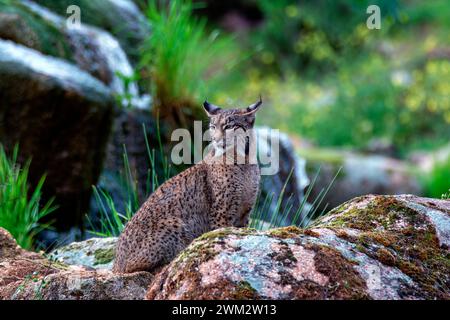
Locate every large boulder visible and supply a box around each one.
[146,195,449,300]
[0,39,114,230]
[33,0,150,63]
[0,1,150,109]
[0,2,72,59]
[0,228,151,300]
[298,147,423,214]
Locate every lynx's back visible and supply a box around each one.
[113,99,262,273]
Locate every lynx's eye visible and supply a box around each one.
[209,124,216,131]
[223,124,233,130]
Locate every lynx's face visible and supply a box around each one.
[203,99,262,155]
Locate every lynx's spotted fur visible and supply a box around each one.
[112,99,262,273]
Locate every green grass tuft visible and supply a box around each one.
[0,145,56,249]
[140,0,241,127]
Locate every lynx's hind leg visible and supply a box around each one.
[114,218,188,273]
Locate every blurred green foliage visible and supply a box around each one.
[251,0,398,74]
[136,0,448,199]
[211,0,450,156]
[423,156,450,200]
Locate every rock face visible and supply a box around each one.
[146,195,449,300]
[33,0,150,63]
[0,228,151,300]
[18,0,150,109]
[0,40,114,229]
[299,147,423,214]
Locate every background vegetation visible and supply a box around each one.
[140,0,449,193]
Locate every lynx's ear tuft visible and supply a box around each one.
[242,96,262,116]
[203,100,221,116]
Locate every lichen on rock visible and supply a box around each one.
[49,237,117,270]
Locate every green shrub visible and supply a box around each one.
[140,0,241,129]
[0,145,55,249]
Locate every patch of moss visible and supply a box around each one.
[305,243,370,299]
[197,227,254,242]
[232,281,259,299]
[170,235,224,277]
[268,226,303,239]
[376,248,396,266]
[93,248,115,265]
[334,229,357,242]
[303,229,320,238]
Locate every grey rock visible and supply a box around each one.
[0,40,114,230]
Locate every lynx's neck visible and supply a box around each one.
[204,131,258,166]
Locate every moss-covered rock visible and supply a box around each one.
[318,195,449,299]
[0,1,111,84]
[0,2,73,60]
[0,228,151,300]
[49,238,117,270]
[33,0,149,63]
[146,227,370,300]
[146,195,449,300]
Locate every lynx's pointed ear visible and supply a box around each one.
[203,100,221,116]
[242,96,262,116]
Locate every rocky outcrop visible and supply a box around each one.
[0,2,72,58]
[0,228,151,300]
[298,147,423,214]
[146,195,449,300]
[0,40,114,230]
[1,195,447,300]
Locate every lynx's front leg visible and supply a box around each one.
[208,191,248,229]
